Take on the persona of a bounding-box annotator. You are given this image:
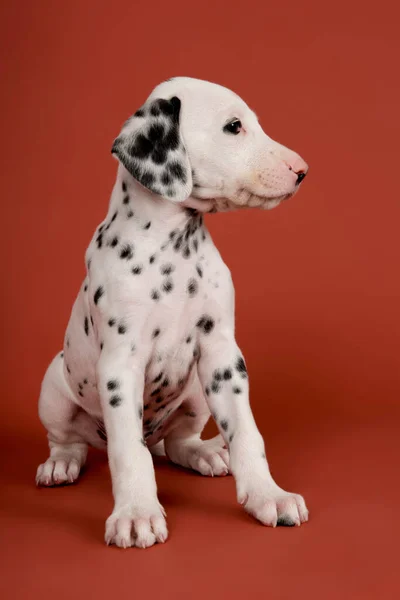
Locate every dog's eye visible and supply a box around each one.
[223,119,242,135]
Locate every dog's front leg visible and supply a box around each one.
[198,334,309,527]
[98,350,167,548]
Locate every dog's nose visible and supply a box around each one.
[296,171,307,185]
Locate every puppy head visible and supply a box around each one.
[112,77,308,211]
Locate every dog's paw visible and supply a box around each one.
[238,482,308,527]
[36,457,81,486]
[188,444,230,477]
[105,504,168,549]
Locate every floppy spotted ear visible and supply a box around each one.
[111,97,192,202]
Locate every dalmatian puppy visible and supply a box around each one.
[36,77,309,548]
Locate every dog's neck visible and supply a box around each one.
[107,167,205,233]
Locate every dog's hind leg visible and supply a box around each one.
[36,353,102,486]
[164,376,230,477]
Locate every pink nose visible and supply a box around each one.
[288,156,309,185]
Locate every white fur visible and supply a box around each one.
[36,77,309,548]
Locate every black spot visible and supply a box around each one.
[129,134,153,159]
[223,368,232,380]
[152,98,175,117]
[107,379,119,391]
[277,517,296,527]
[220,419,228,431]
[144,403,150,410]
[151,387,161,397]
[96,233,103,249]
[145,431,153,438]
[187,278,198,296]
[90,315,94,327]
[213,369,223,382]
[211,381,221,394]
[110,395,122,407]
[87,258,91,270]
[131,264,143,275]
[141,171,155,188]
[84,284,88,292]
[66,365,71,374]
[110,236,119,247]
[185,207,198,217]
[123,195,130,205]
[100,342,104,351]
[83,378,88,384]
[118,324,127,335]
[140,438,147,447]
[134,109,145,118]
[160,263,174,275]
[150,102,161,117]
[155,396,163,404]
[196,316,215,334]
[186,336,192,344]
[173,235,183,251]
[185,411,196,418]
[261,452,266,459]
[153,372,163,383]
[78,383,83,390]
[138,407,143,419]
[84,317,89,336]
[169,229,178,240]
[122,181,127,192]
[192,238,199,252]
[202,232,206,241]
[151,289,160,301]
[196,264,203,278]
[144,418,152,426]
[183,245,191,259]
[78,391,84,398]
[153,328,160,338]
[236,356,248,378]
[143,221,151,230]
[108,318,116,327]
[164,125,179,151]
[149,254,156,264]
[166,161,186,183]
[111,211,118,222]
[229,433,234,443]
[161,279,173,293]
[127,210,134,219]
[161,172,172,186]
[148,123,165,142]
[97,429,107,442]
[162,377,169,388]
[233,386,242,394]
[94,286,104,305]
[152,146,168,165]
[119,244,133,260]
[205,386,210,396]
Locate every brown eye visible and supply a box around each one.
[223,119,242,135]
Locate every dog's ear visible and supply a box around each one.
[111,97,192,202]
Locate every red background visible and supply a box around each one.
[1,1,399,598]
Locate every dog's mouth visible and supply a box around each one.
[210,190,294,213]
[185,187,295,214]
